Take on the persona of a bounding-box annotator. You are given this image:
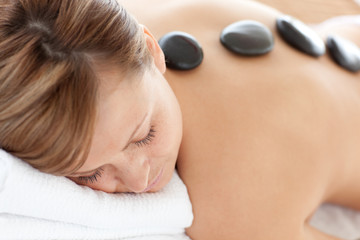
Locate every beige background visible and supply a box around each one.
[256,0,360,22]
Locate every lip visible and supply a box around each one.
[141,168,164,193]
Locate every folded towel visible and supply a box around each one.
[0,149,193,240]
[310,203,360,240]
[2,148,360,240]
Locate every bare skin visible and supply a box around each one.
[121,0,360,239]
[257,0,360,22]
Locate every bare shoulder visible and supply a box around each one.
[312,15,360,44]
[121,0,282,37]
[121,0,281,16]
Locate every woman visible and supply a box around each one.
[0,0,359,239]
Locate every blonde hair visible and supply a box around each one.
[0,0,152,175]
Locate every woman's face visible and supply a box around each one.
[67,59,183,193]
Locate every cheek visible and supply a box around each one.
[152,121,181,161]
[91,175,118,193]
[151,102,182,159]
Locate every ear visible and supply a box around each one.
[141,25,166,74]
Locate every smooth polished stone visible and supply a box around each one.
[220,20,274,55]
[158,31,203,70]
[327,35,360,72]
[276,15,325,57]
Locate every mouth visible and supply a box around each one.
[141,167,164,193]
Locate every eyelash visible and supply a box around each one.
[77,168,104,184]
[134,126,156,147]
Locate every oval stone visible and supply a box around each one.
[158,31,203,70]
[220,20,274,55]
[276,15,325,57]
[326,35,360,72]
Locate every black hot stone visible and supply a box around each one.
[158,31,203,70]
[326,35,360,72]
[220,20,274,55]
[276,15,325,57]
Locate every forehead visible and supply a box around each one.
[94,65,148,120]
[94,63,129,94]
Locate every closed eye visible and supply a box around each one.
[134,125,156,147]
[77,168,104,184]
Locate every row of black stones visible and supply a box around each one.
[158,15,360,73]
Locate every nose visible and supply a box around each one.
[115,154,151,193]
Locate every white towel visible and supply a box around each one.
[311,204,360,240]
[1,149,360,240]
[0,149,193,240]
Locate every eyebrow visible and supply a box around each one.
[72,112,149,176]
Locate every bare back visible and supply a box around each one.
[122,0,360,239]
